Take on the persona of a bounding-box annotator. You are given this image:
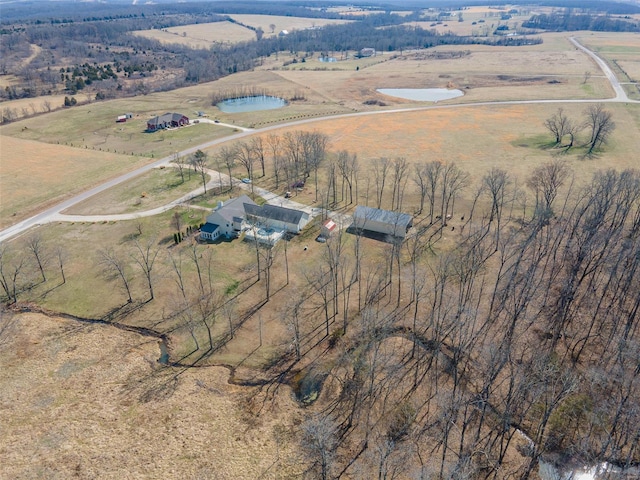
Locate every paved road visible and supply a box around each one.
[569,36,629,102]
[1,37,637,243]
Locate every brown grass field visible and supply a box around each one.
[0,136,153,228]
[133,21,257,47]
[575,33,640,98]
[0,311,303,479]
[228,14,352,37]
[133,15,352,47]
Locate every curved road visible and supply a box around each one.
[0,37,637,243]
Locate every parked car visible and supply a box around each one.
[241,178,252,184]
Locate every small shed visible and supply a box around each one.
[321,218,337,238]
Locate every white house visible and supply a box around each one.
[200,195,256,241]
[352,205,413,239]
[244,203,309,233]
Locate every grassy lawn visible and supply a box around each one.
[65,167,206,215]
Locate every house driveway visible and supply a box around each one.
[48,166,353,232]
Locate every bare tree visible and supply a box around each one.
[131,238,160,301]
[251,136,267,177]
[54,245,68,284]
[0,245,25,304]
[235,140,255,183]
[216,145,236,192]
[25,233,48,282]
[306,131,329,202]
[584,104,615,155]
[390,157,409,211]
[99,248,133,304]
[544,107,575,147]
[267,133,283,189]
[373,158,390,209]
[190,149,209,193]
[171,151,186,183]
[440,163,469,224]
[526,159,571,219]
[301,415,337,480]
[337,150,357,205]
[416,160,443,223]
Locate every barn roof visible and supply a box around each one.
[353,206,412,228]
[244,203,306,225]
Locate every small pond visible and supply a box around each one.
[377,88,464,102]
[217,95,287,113]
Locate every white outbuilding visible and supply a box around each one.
[352,206,413,239]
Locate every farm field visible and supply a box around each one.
[132,15,352,47]
[227,14,352,36]
[0,136,152,228]
[575,32,640,99]
[133,21,256,47]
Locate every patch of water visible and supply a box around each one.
[158,339,169,365]
[377,88,464,102]
[217,95,286,113]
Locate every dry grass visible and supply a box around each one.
[242,102,640,196]
[64,167,205,215]
[0,135,153,228]
[133,21,257,47]
[575,33,640,97]
[0,311,304,479]
[228,14,352,37]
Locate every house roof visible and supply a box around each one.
[208,195,256,224]
[354,206,412,228]
[201,223,219,233]
[147,112,188,127]
[244,203,306,225]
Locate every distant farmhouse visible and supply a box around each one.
[199,196,309,245]
[146,112,189,132]
[359,47,376,57]
[352,205,413,239]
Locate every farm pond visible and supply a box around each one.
[217,95,287,113]
[377,88,464,102]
